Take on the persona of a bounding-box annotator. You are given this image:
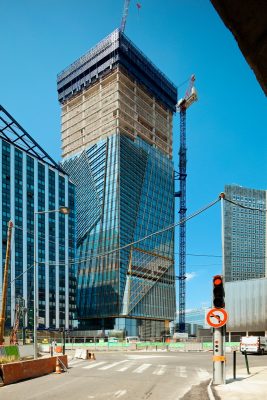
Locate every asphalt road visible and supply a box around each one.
[1,351,266,400]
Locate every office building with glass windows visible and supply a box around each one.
[0,105,76,330]
[224,184,266,282]
[57,29,177,338]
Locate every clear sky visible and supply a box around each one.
[1,0,266,312]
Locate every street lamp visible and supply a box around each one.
[33,206,70,359]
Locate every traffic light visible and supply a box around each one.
[213,275,225,308]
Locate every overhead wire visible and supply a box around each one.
[7,194,266,285]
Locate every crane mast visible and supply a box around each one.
[176,75,198,332]
[120,0,131,33]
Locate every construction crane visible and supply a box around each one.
[120,0,131,33]
[0,221,13,344]
[10,299,23,345]
[175,75,198,332]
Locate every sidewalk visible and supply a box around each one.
[212,366,267,400]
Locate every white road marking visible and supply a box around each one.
[99,360,128,370]
[133,363,152,373]
[83,361,107,369]
[196,368,210,380]
[127,355,172,359]
[114,390,127,398]
[152,365,167,376]
[69,360,87,368]
[69,359,86,366]
[176,366,187,378]
[117,361,136,372]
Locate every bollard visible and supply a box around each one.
[233,350,236,380]
[244,350,250,375]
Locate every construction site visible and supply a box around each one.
[59,25,178,338]
[58,29,175,160]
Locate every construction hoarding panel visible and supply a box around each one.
[225,278,267,331]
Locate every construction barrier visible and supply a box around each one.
[74,348,95,360]
[66,341,240,352]
[0,355,68,386]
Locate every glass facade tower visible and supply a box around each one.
[0,105,76,330]
[224,184,266,282]
[57,30,177,338]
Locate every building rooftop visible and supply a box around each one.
[57,29,177,111]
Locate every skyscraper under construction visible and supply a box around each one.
[57,29,177,338]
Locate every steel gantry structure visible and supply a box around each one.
[175,75,198,332]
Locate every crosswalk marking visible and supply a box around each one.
[83,361,107,370]
[99,360,128,371]
[117,361,136,372]
[72,360,209,380]
[69,360,87,368]
[69,359,86,366]
[133,363,152,373]
[152,365,167,376]
[176,366,187,378]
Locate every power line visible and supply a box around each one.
[224,197,267,212]
[69,196,221,265]
[8,197,221,285]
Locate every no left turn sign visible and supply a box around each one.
[206,308,228,328]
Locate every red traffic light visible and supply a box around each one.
[213,275,223,286]
[213,275,225,308]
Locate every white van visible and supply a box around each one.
[240,336,267,355]
[125,336,140,343]
[108,337,119,343]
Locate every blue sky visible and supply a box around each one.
[1,0,266,311]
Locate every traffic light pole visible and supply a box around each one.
[213,193,226,385]
[213,326,226,385]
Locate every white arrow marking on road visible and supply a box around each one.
[196,368,210,380]
[114,390,127,398]
[133,363,152,373]
[152,365,167,376]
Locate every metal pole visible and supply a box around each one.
[22,298,26,345]
[33,212,38,359]
[33,207,69,359]
[212,193,226,385]
[62,327,66,355]
[233,350,236,380]
[213,326,226,385]
[244,350,250,375]
[220,193,225,277]
[0,221,13,344]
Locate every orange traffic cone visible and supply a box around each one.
[55,358,62,374]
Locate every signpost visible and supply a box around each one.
[206,308,228,328]
[210,275,227,385]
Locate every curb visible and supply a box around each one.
[207,379,216,400]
